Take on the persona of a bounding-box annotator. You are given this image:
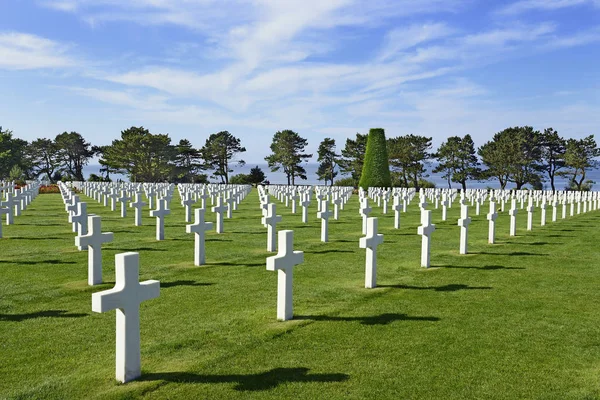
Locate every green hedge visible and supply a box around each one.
[359,128,391,189]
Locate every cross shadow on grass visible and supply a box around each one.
[209,261,265,267]
[380,284,492,292]
[309,249,354,254]
[295,313,439,325]
[471,251,548,256]
[7,236,65,240]
[0,259,77,265]
[108,247,167,252]
[139,367,349,391]
[0,310,87,321]
[439,265,525,271]
[160,280,214,289]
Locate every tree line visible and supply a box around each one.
[1,124,597,191]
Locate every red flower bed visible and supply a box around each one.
[39,185,61,194]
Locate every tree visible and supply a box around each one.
[100,126,175,182]
[359,128,391,189]
[433,134,480,191]
[54,131,94,181]
[0,126,31,180]
[478,126,542,190]
[265,130,312,185]
[248,166,266,185]
[539,128,566,193]
[200,131,246,184]
[173,139,203,183]
[316,138,338,186]
[563,135,599,191]
[387,134,432,189]
[29,138,60,182]
[338,133,367,186]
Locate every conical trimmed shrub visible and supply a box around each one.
[359,128,391,189]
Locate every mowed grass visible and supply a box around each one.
[1,190,600,399]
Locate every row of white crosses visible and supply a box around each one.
[0,182,41,238]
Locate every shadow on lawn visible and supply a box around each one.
[108,247,167,252]
[209,261,265,267]
[309,249,354,254]
[160,280,213,289]
[0,310,87,321]
[471,251,548,256]
[7,236,65,241]
[440,265,525,271]
[380,284,492,292]
[0,259,77,265]
[140,367,349,391]
[295,313,439,325]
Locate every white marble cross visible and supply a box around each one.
[211,197,227,234]
[149,199,170,240]
[225,195,234,219]
[266,230,304,321]
[526,197,534,231]
[262,203,282,252]
[0,206,8,238]
[1,194,15,225]
[441,194,449,221]
[317,200,332,242]
[392,196,401,229]
[417,209,435,268]
[359,198,372,235]
[458,199,471,255]
[359,217,384,289]
[118,191,131,218]
[92,252,160,383]
[540,199,547,226]
[130,192,147,226]
[509,199,518,236]
[75,215,114,285]
[70,202,88,250]
[487,200,498,244]
[186,208,213,265]
[300,195,310,224]
[182,193,196,223]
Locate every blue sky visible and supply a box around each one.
[0,0,599,163]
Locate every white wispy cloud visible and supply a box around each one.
[377,23,456,62]
[0,32,74,70]
[496,0,596,15]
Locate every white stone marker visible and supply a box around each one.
[526,197,534,231]
[417,210,435,268]
[359,217,384,289]
[300,195,310,224]
[118,191,131,218]
[75,215,114,285]
[317,200,332,242]
[509,199,517,236]
[149,199,170,241]
[182,193,195,223]
[0,206,8,238]
[359,199,372,235]
[70,202,88,250]
[1,195,15,225]
[266,230,304,321]
[457,199,471,255]
[130,193,147,226]
[262,203,282,252]
[225,195,234,219]
[211,197,227,234]
[392,196,401,229]
[186,208,213,266]
[441,194,448,221]
[540,199,547,226]
[92,252,160,383]
[487,200,498,244]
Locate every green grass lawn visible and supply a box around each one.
[2,190,600,399]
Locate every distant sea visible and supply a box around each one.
[82,163,600,190]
